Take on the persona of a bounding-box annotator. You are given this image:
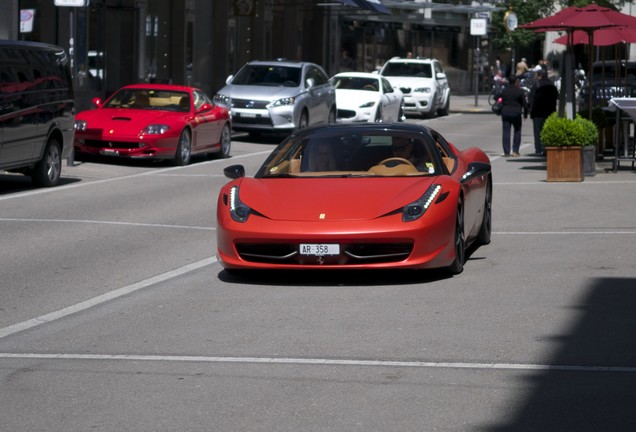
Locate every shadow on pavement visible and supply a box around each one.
[480,277,636,431]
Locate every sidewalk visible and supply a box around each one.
[450,94,493,114]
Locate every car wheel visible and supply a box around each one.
[298,110,309,130]
[217,123,231,159]
[477,178,492,245]
[328,107,336,124]
[374,106,383,122]
[174,128,192,166]
[438,95,450,116]
[32,138,62,187]
[446,199,465,275]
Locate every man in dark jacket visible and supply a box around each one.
[499,75,528,157]
[529,68,559,155]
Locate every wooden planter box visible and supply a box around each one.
[545,146,584,182]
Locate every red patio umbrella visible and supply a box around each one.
[553,26,636,46]
[520,3,636,117]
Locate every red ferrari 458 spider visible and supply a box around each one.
[216,123,491,275]
[74,84,231,165]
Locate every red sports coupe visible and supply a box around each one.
[74,84,231,165]
[216,123,491,275]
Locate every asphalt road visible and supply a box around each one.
[1,111,636,431]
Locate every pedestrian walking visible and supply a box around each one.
[515,57,529,78]
[498,75,528,157]
[528,68,559,155]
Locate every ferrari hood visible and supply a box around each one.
[237,177,437,222]
[335,90,378,109]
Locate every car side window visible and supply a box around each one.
[382,78,393,93]
[306,65,328,86]
[430,130,456,174]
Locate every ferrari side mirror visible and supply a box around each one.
[224,164,245,179]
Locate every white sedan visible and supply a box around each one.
[331,72,404,123]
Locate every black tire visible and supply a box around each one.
[298,111,309,129]
[438,95,450,116]
[328,107,336,124]
[374,106,383,122]
[446,199,465,275]
[32,138,62,187]
[174,129,192,166]
[477,179,492,246]
[217,123,231,159]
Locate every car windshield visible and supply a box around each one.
[232,65,301,87]
[332,76,379,91]
[104,89,190,112]
[256,130,439,178]
[382,62,433,78]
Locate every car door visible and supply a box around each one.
[191,90,219,152]
[381,78,400,121]
[305,65,333,124]
[434,61,449,108]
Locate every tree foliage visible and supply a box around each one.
[491,0,627,51]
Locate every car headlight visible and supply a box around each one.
[359,101,375,108]
[214,93,231,106]
[402,184,442,222]
[142,124,170,134]
[229,185,251,223]
[74,120,87,131]
[413,87,431,93]
[272,96,296,107]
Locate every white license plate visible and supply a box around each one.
[239,112,257,118]
[300,244,340,256]
[99,149,119,156]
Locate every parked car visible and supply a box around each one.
[213,59,336,136]
[216,123,492,275]
[578,60,636,112]
[330,71,404,123]
[74,84,231,165]
[378,57,450,117]
[0,40,75,187]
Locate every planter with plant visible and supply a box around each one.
[540,113,598,182]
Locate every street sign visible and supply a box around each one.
[54,0,89,6]
[470,18,487,36]
[20,9,35,33]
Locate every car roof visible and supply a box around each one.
[292,122,434,137]
[120,83,197,92]
[245,59,310,68]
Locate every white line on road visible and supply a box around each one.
[1,352,635,373]
[0,257,217,340]
[0,218,214,231]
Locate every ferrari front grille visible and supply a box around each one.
[236,242,413,265]
[337,109,356,119]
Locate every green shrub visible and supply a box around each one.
[540,112,592,147]
[574,114,599,147]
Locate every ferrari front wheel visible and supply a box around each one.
[174,128,192,166]
[447,199,465,275]
[477,179,492,245]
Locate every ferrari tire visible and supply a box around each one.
[477,179,492,245]
[174,129,192,166]
[374,106,383,122]
[447,199,465,275]
[32,138,62,187]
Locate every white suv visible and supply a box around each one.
[379,57,450,117]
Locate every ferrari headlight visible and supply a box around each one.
[213,93,231,106]
[359,101,375,108]
[402,184,441,222]
[413,87,431,93]
[74,120,87,131]
[143,124,170,134]
[272,96,296,107]
[229,185,251,223]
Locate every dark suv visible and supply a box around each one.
[580,60,636,111]
[0,41,75,187]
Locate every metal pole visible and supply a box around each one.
[67,7,75,167]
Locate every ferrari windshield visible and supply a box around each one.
[231,65,302,87]
[257,129,440,178]
[331,76,379,91]
[104,88,190,112]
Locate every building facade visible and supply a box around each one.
[3,0,506,109]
